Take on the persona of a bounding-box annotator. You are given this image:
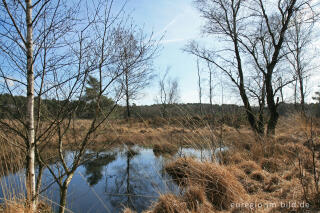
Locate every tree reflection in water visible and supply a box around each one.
[104,147,177,212]
[83,153,116,186]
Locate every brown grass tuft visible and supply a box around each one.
[183,185,213,212]
[239,161,260,175]
[165,158,247,210]
[250,171,266,183]
[283,169,300,181]
[122,207,136,213]
[0,200,52,213]
[0,203,24,213]
[153,142,178,157]
[260,158,281,173]
[148,187,215,213]
[263,175,281,193]
[151,194,187,213]
[218,150,249,165]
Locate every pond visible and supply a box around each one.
[0,146,212,213]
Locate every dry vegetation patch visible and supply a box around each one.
[143,187,215,213]
[3,115,320,212]
[0,200,51,213]
[151,194,188,213]
[122,115,320,212]
[153,142,178,156]
[165,158,247,210]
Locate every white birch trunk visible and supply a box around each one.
[25,0,36,211]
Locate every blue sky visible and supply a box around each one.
[118,0,320,106]
[1,0,319,106]
[121,0,212,105]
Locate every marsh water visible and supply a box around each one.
[0,146,212,213]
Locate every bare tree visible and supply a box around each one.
[207,61,215,115]
[286,12,316,113]
[196,57,203,115]
[0,0,78,210]
[187,0,317,135]
[156,67,179,118]
[0,0,129,212]
[33,2,129,212]
[244,0,315,134]
[246,68,266,133]
[115,24,160,119]
[186,0,263,134]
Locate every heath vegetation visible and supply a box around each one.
[1,0,320,212]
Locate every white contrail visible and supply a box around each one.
[154,14,182,38]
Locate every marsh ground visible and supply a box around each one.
[1,114,320,212]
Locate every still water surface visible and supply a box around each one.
[0,146,212,213]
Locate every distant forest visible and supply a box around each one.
[1,93,319,121]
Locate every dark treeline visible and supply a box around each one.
[1,93,319,122]
[132,103,320,128]
[0,93,115,119]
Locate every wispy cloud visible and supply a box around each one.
[159,38,187,44]
[154,4,203,45]
[159,36,202,45]
[155,14,182,38]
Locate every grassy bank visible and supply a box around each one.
[1,114,320,212]
[122,115,320,212]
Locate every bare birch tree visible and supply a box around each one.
[286,12,316,113]
[0,0,131,212]
[0,0,78,210]
[115,24,160,119]
[33,2,128,212]
[207,61,215,115]
[196,57,203,115]
[156,67,179,118]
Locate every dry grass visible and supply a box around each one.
[0,202,25,213]
[122,207,137,213]
[142,114,320,212]
[145,188,215,213]
[153,142,179,156]
[1,114,320,212]
[238,161,261,175]
[150,194,188,213]
[55,115,320,212]
[0,200,52,213]
[165,158,247,211]
[182,185,214,212]
[0,132,54,213]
